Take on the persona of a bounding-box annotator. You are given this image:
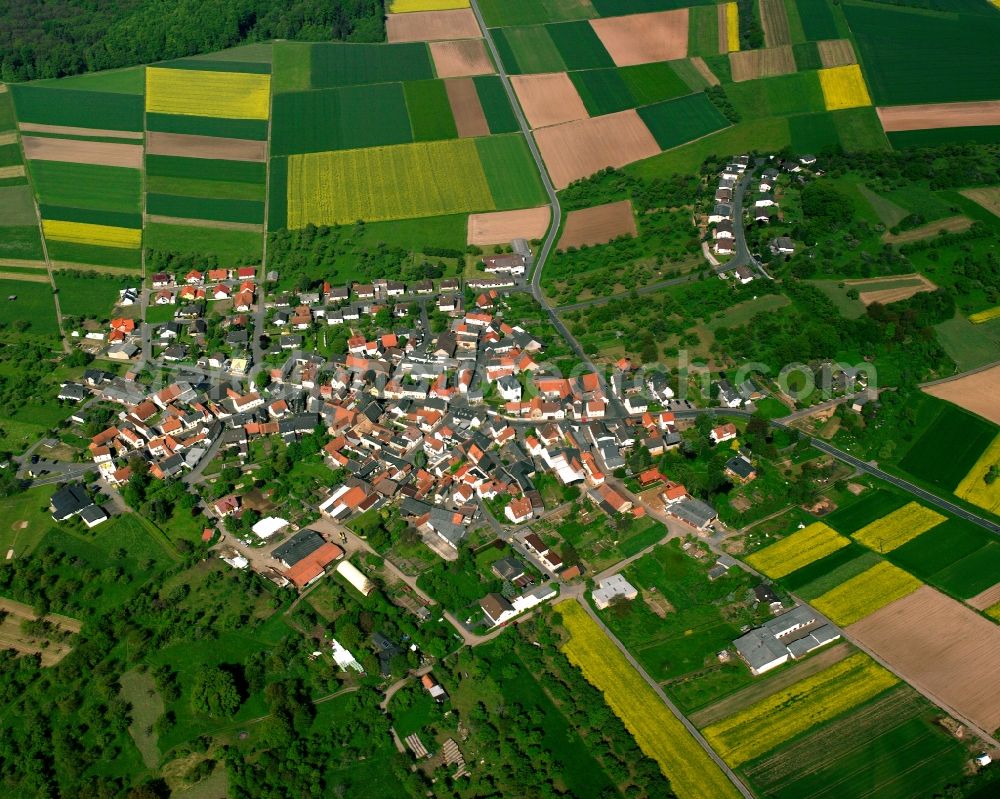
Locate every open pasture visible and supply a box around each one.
[557,199,636,249]
[47,242,141,269]
[729,45,796,82]
[0,227,44,261]
[0,278,58,334]
[146,67,270,120]
[897,402,997,490]
[430,39,494,77]
[850,501,945,553]
[310,42,434,88]
[590,9,689,66]
[144,222,261,265]
[849,584,1000,733]
[468,207,550,245]
[534,109,660,189]
[637,92,729,150]
[925,365,1000,426]
[812,560,922,626]
[21,136,142,169]
[386,8,479,41]
[54,271,131,317]
[746,522,849,579]
[511,73,589,129]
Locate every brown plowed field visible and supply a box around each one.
[877,100,1000,132]
[760,0,791,47]
[717,4,730,53]
[430,39,494,77]
[881,215,972,244]
[691,57,721,86]
[386,8,481,42]
[968,581,1000,611]
[511,73,589,129]
[22,136,142,168]
[467,207,551,245]
[848,585,1000,733]
[818,39,857,68]
[961,187,1000,219]
[924,364,1000,426]
[445,78,490,137]
[558,199,637,248]
[729,45,796,81]
[534,110,661,189]
[590,9,689,66]
[146,131,266,162]
[19,122,144,140]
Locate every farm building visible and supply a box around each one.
[734,605,841,676]
[592,574,638,610]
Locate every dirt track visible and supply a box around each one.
[877,100,1000,132]
[387,8,480,42]
[467,207,551,245]
[430,39,493,77]
[511,73,589,129]
[591,9,688,66]
[558,199,637,248]
[22,136,142,168]
[146,131,266,162]
[924,364,1000,426]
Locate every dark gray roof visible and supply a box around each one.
[273,529,325,567]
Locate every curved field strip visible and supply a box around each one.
[286,139,493,227]
[557,601,742,799]
[703,653,898,768]
[386,8,480,41]
[146,68,270,120]
[818,65,871,111]
[21,136,142,169]
[42,220,141,249]
[812,561,922,626]
[969,306,1000,324]
[954,435,1000,514]
[746,523,850,579]
[389,0,469,10]
[851,502,945,552]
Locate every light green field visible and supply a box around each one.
[935,313,1000,372]
[29,66,146,95]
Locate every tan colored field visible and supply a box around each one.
[558,199,637,248]
[386,8,480,42]
[534,110,661,189]
[0,258,45,268]
[848,585,1000,733]
[0,131,16,146]
[0,271,46,283]
[445,78,490,137]
[590,9,689,66]
[760,0,791,47]
[50,261,142,275]
[0,165,24,179]
[962,187,1000,219]
[691,57,721,86]
[717,3,730,53]
[878,100,1000,132]
[21,136,142,168]
[729,45,796,81]
[146,131,266,162]
[0,596,80,666]
[145,214,261,232]
[511,73,589,129]
[968,581,1000,611]
[19,122,144,140]
[881,215,973,244]
[467,206,551,245]
[924,364,1000,426]
[844,273,937,306]
[818,39,857,68]
[430,39,494,77]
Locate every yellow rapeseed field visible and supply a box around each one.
[557,601,742,799]
[818,64,871,110]
[851,501,945,552]
[287,140,493,228]
[146,67,270,120]
[955,434,1000,514]
[726,3,740,52]
[969,305,1000,324]
[43,220,141,249]
[812,560,921,626]
[703,653,897,767]
[389,0,470,11]
[746,523,850,579]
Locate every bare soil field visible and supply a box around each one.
[145,214,262,232]
[760,0,791,47]
[511,73,589,129]
[430,39,494,77]
[19,122,144,140]
[729,45,796,82]
[881,215,973,244]
[0,165,25,179]
[146,131,266,162]
[590,9,689,66]
[818,39,857,68]
[21,136,142,168]
[386,8,481,42]
[691,57,721,86]
[962,187,1000,219]
[0,596,80,666]
[557,199,637,248]
[534,109,661,189]
[844,273,937,306]
[878,101,1000,132]
[0,132,17,146]
[445,78,490,137]
[968,581,1000,611]
[924,364,1000,426]
[467,206,551,245]
[848,585,1000,733]
[717,4,730,54]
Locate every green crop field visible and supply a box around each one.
[788,112,840,153]
[824,489,910,535]
[272,42,312,93]
[29,162,141,214]
[796,0,838,40]
[480,0,597,26]
[590,0,713,12]
[688,4,720,57]
[832,107,889,151]
[146,112,269,141]
[0,227,44,260]
[474,76,520,134]
[935,314,1000,373]
[0,92,16,131]
[791,42,821,71]
[39,205,142,229]
[931,542,1000,599]
[272,84,412,156]
[727,72,825,120]
[145,175,265,201]
[621,62,691,105]
[0,144,21,168]
[310,43,434,88]
[10,85,143,131]
[0,278,58,334]
[845,3,1000,105]
[570,69,636,116]
[493,27,566,74]
[475,135,547,209]
[890,127,1000,149]
[157,58,270,75]
[46,241,142,269]
[0,185,40,226]
[54,271,131,317]
[268,156,288,231]
[784,549,882,600]
[146,194,264,225]
[29,66,146,95]
[638,93,730,150]
[145,155,265,184]
[898,403,996,491]
[547,21,614,70]
[144,222,262,264]
[890,518,993,585]
[403,80,458,142]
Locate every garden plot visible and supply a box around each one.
[590,10,689,67]
[557,199,636,248]
[877,101,1000,132]
[386,8,481,42]
[511,73,589,129]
